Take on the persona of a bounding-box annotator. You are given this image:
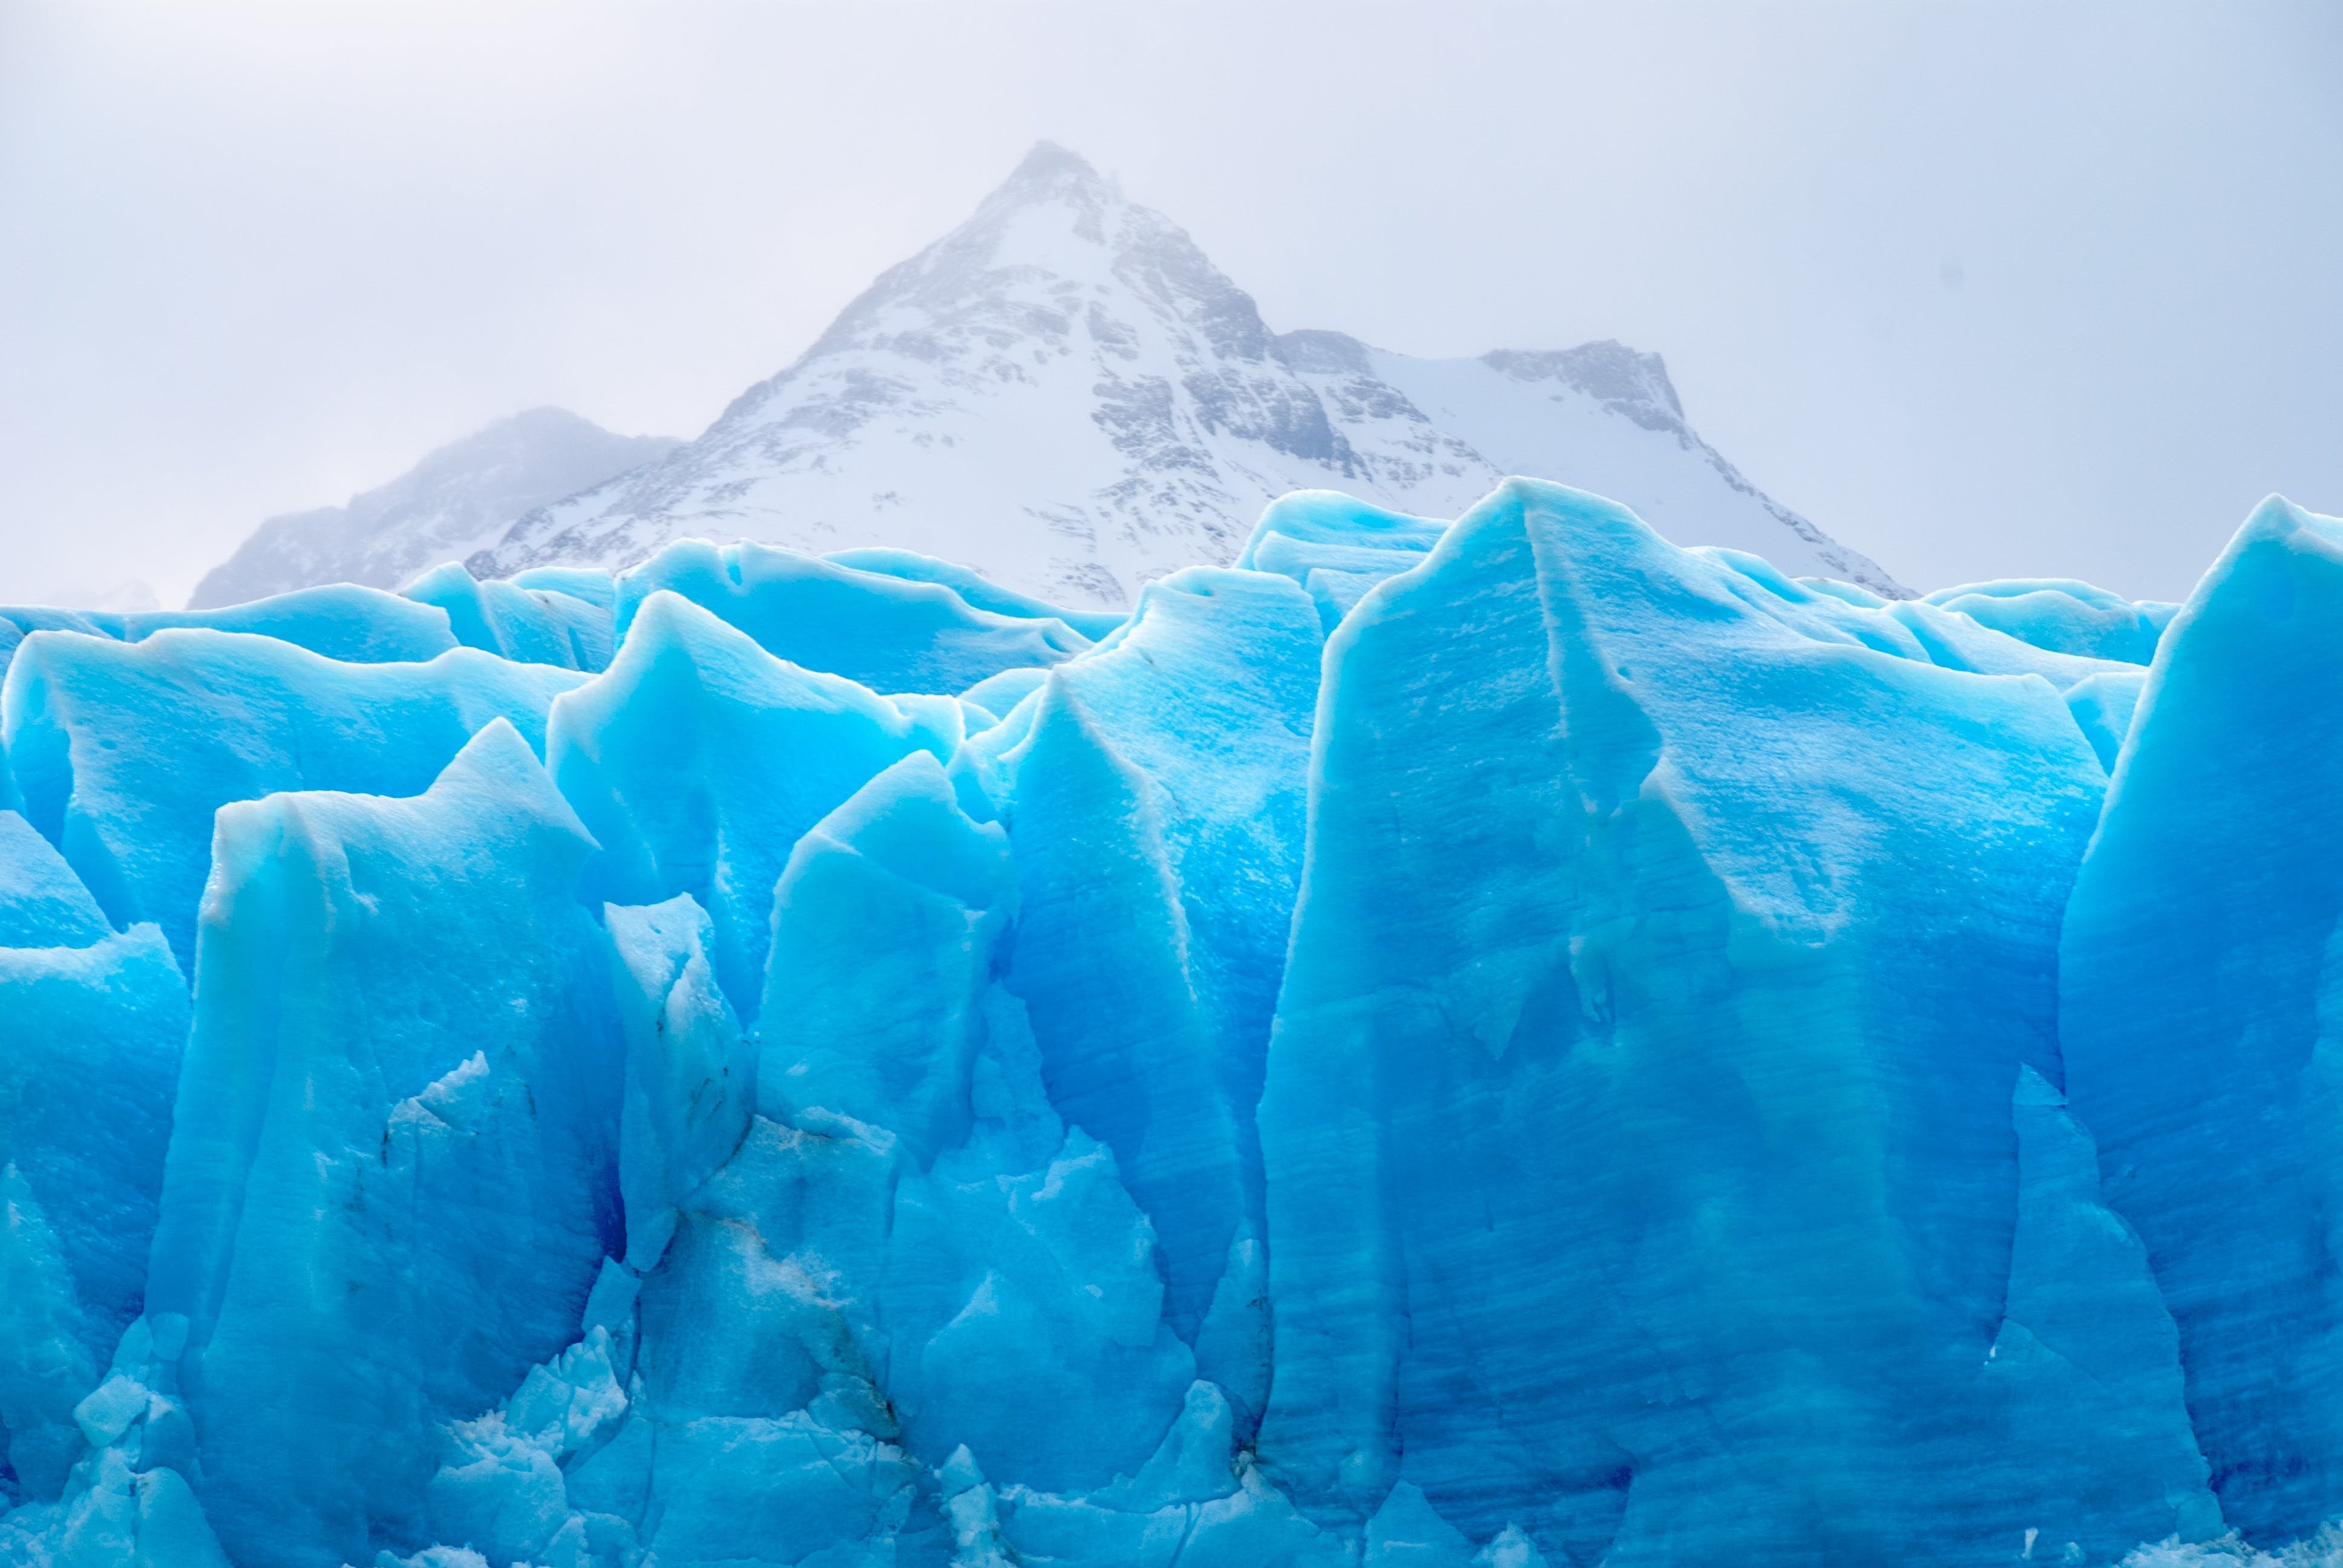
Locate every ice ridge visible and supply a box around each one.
[0,483,2330,1567]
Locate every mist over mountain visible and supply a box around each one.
[190,409,680,610]
[471,143,1899,604]
[196,145,1899,609]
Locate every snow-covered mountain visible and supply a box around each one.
[470,143,1903,604]
[190,408,679,609]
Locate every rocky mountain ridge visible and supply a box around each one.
[472,143,1902,603]
[190,409,679,610]
[201,143,1902,609]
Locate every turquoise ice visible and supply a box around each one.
[0,482,2332,1567]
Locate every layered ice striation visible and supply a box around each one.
[0,481,2330,1566]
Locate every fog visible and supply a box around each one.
[2,1,2336,605]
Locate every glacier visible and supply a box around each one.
[0,477,2333,1567]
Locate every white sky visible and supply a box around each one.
[2,1,2337,606]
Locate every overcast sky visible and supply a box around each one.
[2,1,2337,607]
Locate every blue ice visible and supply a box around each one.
[0,490,2332,1567]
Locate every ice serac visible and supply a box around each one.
[964,564,1321,1430]
[141,720,623,1568]
[1236,490,1444,631]
[511,565,618,609]
[824,546,1127,641]
[0,629,585,972]
[545,590,945,1021]
[0,823,186,1499]
[402,563,615,672]
[604,893,753,1270]
[417,750,1227,1564]
[1254,479,2194,1564]
[0,584,459,682]
[611,539,1092,696]
[0,808,111,947]
[758,752,1011,1168]
[1925,578,2180,665]
[767,754,1192,1501]
[2061,497,2343,1547]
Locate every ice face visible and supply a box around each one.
[141,720,623,1568]
[0,920,185,1498]
[1254,482,2147,1563]
[0,502,2325,1566]
[958,564,1320,1430]
[544,590,948,1023]
[2060,498,2343,1544]
[604,892,753,1270]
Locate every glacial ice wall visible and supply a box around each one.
[0,482,2327,1567]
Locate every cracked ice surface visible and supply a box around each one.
[0,482,2337,1566]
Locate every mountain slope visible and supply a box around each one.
[471,144,1902,604]
[191,408,680,609]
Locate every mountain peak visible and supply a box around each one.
[451,152,1904,604]
[1002,139,1110,197]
